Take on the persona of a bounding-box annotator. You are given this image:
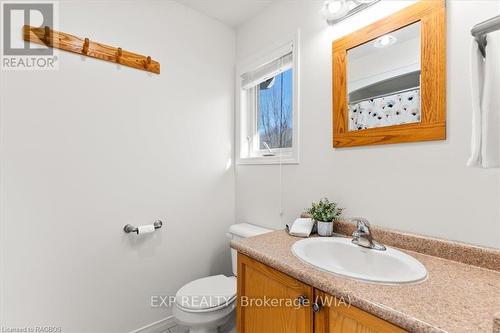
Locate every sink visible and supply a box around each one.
[291,237,427,284]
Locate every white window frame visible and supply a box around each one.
[236,32,300,165]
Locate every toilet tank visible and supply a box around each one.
[227,223,272,276]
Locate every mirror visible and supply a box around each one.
[347,22,421,131]
[332,0,445,148]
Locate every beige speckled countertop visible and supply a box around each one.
[231,230,500,333]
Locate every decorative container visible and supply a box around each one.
[317,220,333,237]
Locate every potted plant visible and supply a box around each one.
[306,198,343,237]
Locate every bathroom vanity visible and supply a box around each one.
[237,253,405,332]
[232,225,500,332]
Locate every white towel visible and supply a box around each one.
[288,218,314,237]
[468,31,500,168]
[481,31,500,168]
[467,38,485,167]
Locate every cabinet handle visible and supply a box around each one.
[297,295,309,306]
[312,302,322,312]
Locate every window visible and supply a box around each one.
[237,37,299,164]
[258,69,293,150]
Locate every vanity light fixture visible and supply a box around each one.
[322,0,380,26]
[373,34,397,48]
[321,0,349,25]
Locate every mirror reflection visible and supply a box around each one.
[347,22,421,131]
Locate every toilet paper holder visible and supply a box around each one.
[123,220,163,234]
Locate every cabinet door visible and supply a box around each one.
[237,253,313,333]
[314,290,408,333]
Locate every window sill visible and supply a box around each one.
[236,156,299,165]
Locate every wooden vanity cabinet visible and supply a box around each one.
[314,289,407,333]
[237,253,313,332]
[237,253,407,333]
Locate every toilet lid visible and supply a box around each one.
[175,275,236,311]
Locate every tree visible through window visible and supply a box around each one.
[258,68,293,150]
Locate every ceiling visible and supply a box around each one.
[175,0,275,27]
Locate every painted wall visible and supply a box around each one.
[0,0,235,331]
[235,0,500,248]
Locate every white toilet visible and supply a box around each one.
[172,223,272,333]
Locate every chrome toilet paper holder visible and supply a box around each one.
[123,220,163,234]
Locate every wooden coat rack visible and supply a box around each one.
[23,25,160,74]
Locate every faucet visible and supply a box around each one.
[350,217,386,251]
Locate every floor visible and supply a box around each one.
[161,324,188,333]
[161,312,235,333]
[170,326,189,333]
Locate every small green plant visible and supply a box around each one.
[306,198,343,223]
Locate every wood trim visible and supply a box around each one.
[332,0,446,148]
[237,253,247,333]
[332,50,348,136]
[23,25,160,74]
[334,121,445,147]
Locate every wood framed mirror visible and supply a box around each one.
[332,0,446,148]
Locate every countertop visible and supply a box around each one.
[231,230,500,333]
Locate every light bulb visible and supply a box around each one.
[373,34,397,48]
[326,1,342,14]
[321,0,348,24]
[379,36,391,46]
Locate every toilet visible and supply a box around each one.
[172,223,272,333]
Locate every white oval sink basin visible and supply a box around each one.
[292,237,427,284]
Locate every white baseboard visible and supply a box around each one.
[131,315,176,333]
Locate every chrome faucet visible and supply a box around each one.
[350,218,386,251]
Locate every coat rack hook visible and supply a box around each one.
[83,38,90,54]
[144,56,151,69]
[117,47,122,62]
[44,26,50,44]
[23,25,160,74]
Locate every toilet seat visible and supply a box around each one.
[175,275,236,313]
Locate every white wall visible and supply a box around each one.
[0,1,235,331]
[235,0,500,248]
